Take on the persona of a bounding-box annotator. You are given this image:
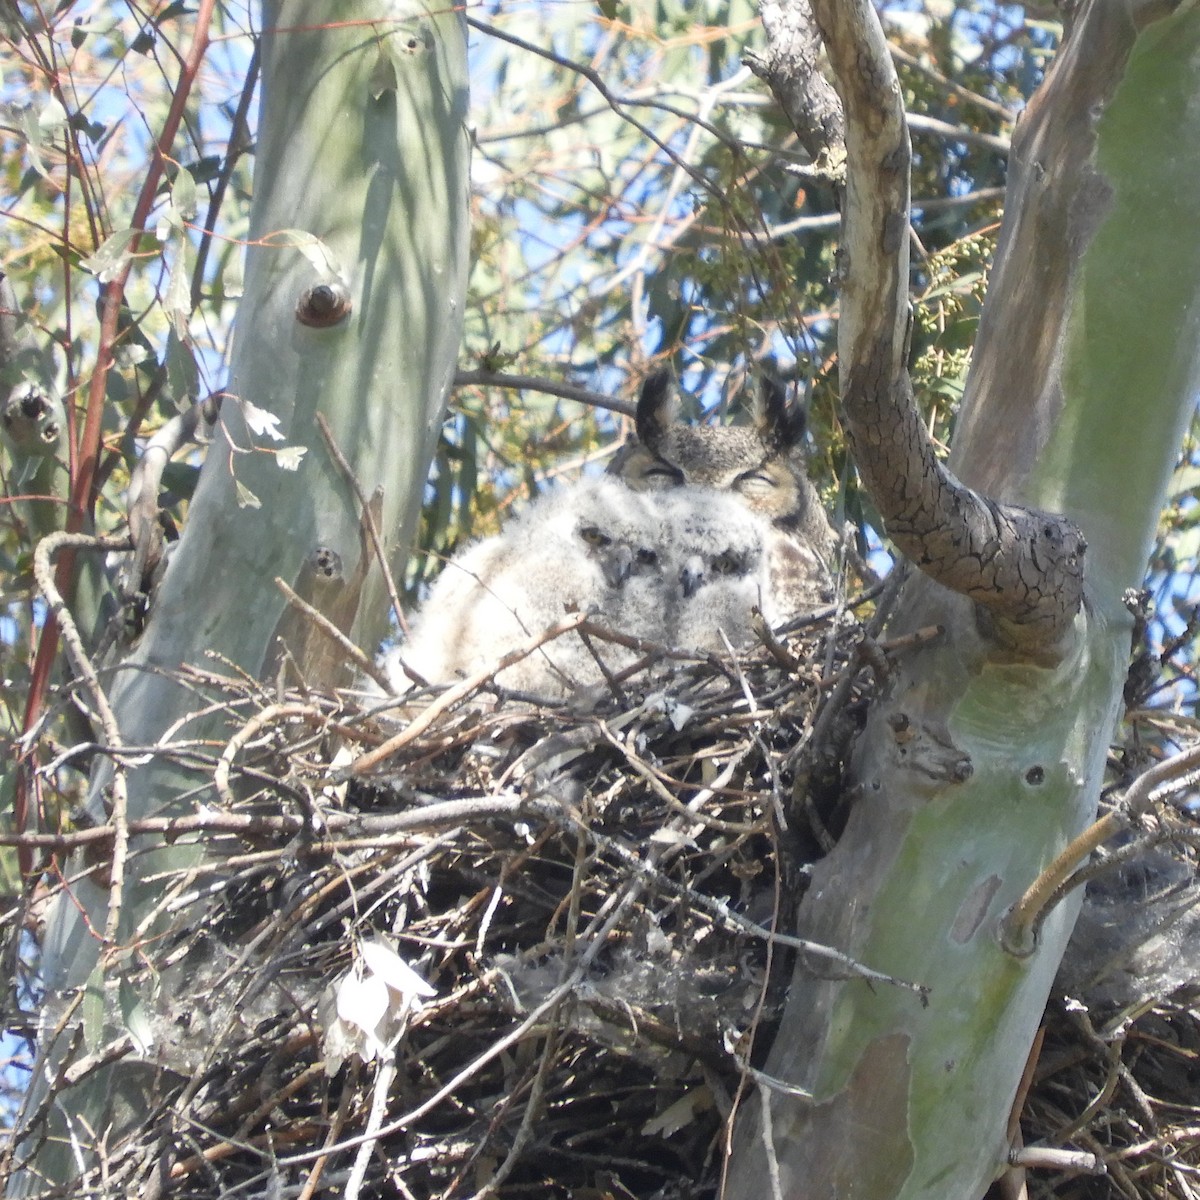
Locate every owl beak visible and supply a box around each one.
[603,545,635,588]
[681,555,705,598]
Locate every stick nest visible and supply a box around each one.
[10,594,1200,1200]
[11,602,867,1198]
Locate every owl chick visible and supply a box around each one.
[654,487,775,653]
[382,477,665,698]
[609,371,835,617]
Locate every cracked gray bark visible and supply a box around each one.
[746,0,844,175]
[759,0,1086,649]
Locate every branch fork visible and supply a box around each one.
[761,0,1086,648]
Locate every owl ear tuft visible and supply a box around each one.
[754,375,806,452]
[635,370,678,451]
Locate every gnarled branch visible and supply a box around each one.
[764,0,1085,648]
[746,0,844,179]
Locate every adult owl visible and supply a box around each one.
[608,371,835,617]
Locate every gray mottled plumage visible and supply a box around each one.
[382,477,664,697]
[654,487,774,653]
[608,372,835,618]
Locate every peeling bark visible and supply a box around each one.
[760,0,1087,649]
[746,0,844,177]
[949,2,1134,500]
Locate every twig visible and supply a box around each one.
[907,112,1009,155]
[296,1061,354,1200]
[454,369,635,418]
[346,612,590,775]
[59,0,217,569]
[757,1074,787,1200]
[1008,1147,1104,1173]
[346,1057,397,1200]
[1001,741,1200,955]
[277,820,661,1166]
[889,43,1016,123]
[33,531,134,945]
[125,394,222,595]
[598,729,763,836]
[314,413,409,637]
[21,0,219,895]
[4,992,86,1167]
[273,577,391,692]
[465,17,720,200]
[752,608,798,670]
[0,794,537,853]
[462,1016,560,1200]
[190,39,260,310]
[577,818,927,997]
[214,703,322,808]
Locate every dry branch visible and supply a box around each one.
[746,0,845,178]
[9,546,1200,1198]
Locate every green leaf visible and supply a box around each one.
[163,239,193,338]
[118,977,155,1055]
[37,95,67,134]
[130,25,155,55]
[171,166,198,222]
[161,461,201,500]
[82,963,106,1051]
[1168,464,1200,498]
[369,47,398,99]
[68,109,107,144]
[234,478,261,509]
[113,342,149,369]
[81,228,140,283]
[165,332,200,408]
[268,229,345,283]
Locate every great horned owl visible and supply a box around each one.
[608,371,835,616]
[655,487,774,653]
[382,477,665,698]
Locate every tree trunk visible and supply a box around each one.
[12,3,470,1189]
[726,2,1199,1196]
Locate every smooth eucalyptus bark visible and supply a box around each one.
[726,3,1198,1198]
[13,4,469,1189]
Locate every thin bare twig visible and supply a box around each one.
[454,369,635,418]
[33,531,134,945]
[889,43,1016,123]
[125,394,222,596]
[273,577,391,692]
[1002,741,1200,954]
[347,611,591,775]
[214,703,321,808]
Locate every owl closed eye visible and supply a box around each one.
[609,370,836,621]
